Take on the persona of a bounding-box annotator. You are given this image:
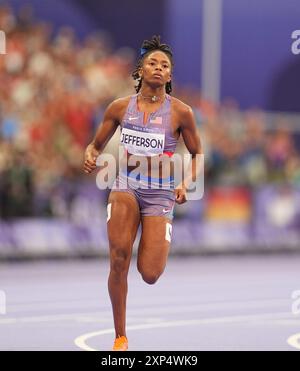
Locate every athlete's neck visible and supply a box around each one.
[139,86,166,103]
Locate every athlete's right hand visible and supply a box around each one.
[84,145,99,174]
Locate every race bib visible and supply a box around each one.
[120,127,165,156]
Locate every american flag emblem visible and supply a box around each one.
[150,116,162,124]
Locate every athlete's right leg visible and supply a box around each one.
[107,190,140,339]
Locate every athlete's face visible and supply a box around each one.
[139,51,172,87]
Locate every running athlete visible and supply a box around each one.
[84,36,202,351]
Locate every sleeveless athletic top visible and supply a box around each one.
[119,94,178,157]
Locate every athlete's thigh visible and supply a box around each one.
[137,216,173,273]
[107,191,140,250]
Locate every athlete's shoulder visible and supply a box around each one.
[108,95,132,111]
[104,95,133,122]
[170,96,194,118]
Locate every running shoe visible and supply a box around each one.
[112,335,128,351]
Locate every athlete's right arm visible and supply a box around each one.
[84,99,124,174]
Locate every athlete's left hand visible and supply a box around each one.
[174,186,187,204]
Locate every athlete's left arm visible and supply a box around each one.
[175,105,202,204]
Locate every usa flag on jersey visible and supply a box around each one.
[150,116,162,124]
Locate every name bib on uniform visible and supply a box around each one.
[120,127,165,156]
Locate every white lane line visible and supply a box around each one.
[74,311,292,351]
[0,312,110,325]
[0,299,290,318]
[1,298,289,322]
[287,333,300,350]
[0,311,164,325]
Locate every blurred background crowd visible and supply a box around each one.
[0,2,299,257]
[1,5,299,221]
[0,4,135,219]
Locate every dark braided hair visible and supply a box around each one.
[132,35,174,94]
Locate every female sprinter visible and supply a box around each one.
[84,35,202,351]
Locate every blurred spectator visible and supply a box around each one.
[0,148,34,218]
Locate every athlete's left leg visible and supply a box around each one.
[137,216,173,284]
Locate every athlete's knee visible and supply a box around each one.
[110,246,131,274]
[140,270,162,285]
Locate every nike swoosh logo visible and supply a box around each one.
[128,117,139,121]
[163,209,170,213]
